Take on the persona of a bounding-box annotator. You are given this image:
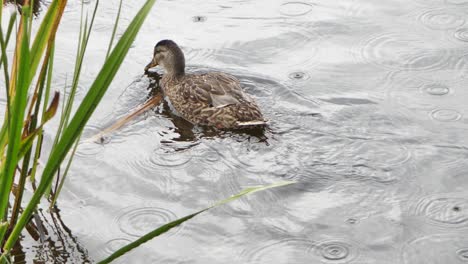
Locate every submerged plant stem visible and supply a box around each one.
[87,93,162,142]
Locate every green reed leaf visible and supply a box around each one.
[97,181,294,264]
[28,0,60,83]
[105,0,123,59]
[0,10,30,225]
[0,221,7,248]
[3,0,157,252]
[17,92,60,159]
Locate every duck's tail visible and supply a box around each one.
[235,120,268,127]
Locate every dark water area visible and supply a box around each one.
[2,0,468,263]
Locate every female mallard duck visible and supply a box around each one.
[145,40,265,129]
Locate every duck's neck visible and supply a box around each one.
[163,47,185,79]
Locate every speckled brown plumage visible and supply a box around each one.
[145,40,265,129]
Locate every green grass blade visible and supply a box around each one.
[3,0,158,251]
[53,0,96,148]
[5,12,18,45]
[41,43,55,119]
[0,13,14,84]
[0,13,17,153]
[49,0,94,196]
[0,255,9,264]
[31,43,55,182]
[50,134,80,208]
[210,181,295,207]
[18,131,39,160]
[0,123,7,160]
[0,221,7,247]
[0,12,15,123]
[17,92,59,159]
[61,0,99,128]
[98,212,202,264]
[0,11,30,224]
[97,181,294,264]
[0,28,11,124]
[27,0,60,83]
[105,0,122,59]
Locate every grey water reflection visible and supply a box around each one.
[3,0,468,263]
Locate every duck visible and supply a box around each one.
[145,40,265,129]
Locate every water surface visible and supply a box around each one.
[2,0,468,263]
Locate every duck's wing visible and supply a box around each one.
[188,72,250,108]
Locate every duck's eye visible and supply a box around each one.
[154,47,163,54]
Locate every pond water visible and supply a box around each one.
[2,0,468,263]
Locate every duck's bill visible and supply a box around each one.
[144,60,158,71]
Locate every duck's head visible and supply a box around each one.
[145,40,185,76]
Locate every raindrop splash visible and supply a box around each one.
[430,109,462,122]
[422,84,450,96]
[192,16,207,22]
[279,2,314,16]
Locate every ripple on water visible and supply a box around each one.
[76,140,105,158]
[150,148,193,167]
[131,148,193,170]
[228,141,308,177]
[189,22,320,68]
[358,33,452,71]
[353,140,411,167]
[224,141,263,171]
[114,206,182,237]
[207,168,285,218]
[430,109,462,122]
[458,248,468,261]
[295,134,411,184]
[76,124,107,157]
[240,238,314,263]
[433,145,468,167]
[407,52,468,83]
[330,140,412,183]
[417,8,465,30]
[402,234,468,264]
[115,77,152,113]
[288,71,310,81]
[445,0,468,5]
[102,238,132,255]
[61,208,99,240]
[93,9,130,33]
[413,193,468,228]
[53,41,85,69]
[192,15,207,22]
[193,145,223,164]
[345,218,359,225]
[279,2,314,16]
[384,72,467,126]
[454,28,468,42]
[312,239,359,263]
[421,83,450,96]
[326,180,421,221]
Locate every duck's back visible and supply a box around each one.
[161,72,264,128]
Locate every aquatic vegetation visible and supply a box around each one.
[0,0,157,261]
[0,0,292,262]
